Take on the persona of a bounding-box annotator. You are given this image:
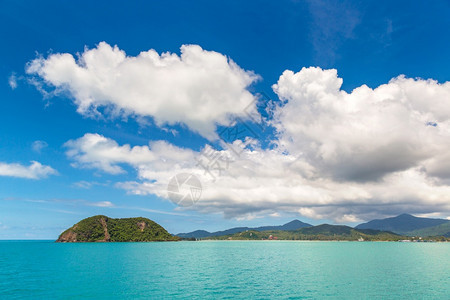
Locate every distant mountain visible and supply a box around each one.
[208,224,405,241]
[406,222,450,237]
[178,230,212,238]
[176,219,312,238]
[255,220,312,231]
[355,214,449,235]
[57,215,178,242]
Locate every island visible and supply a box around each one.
[56,215,179,242]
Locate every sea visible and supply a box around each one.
[0,240,449,299]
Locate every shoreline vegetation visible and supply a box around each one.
[179,213,450,242]
[202,229,450,243]
[56,215,449,243]
[195,225,449,242]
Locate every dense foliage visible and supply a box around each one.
[107,217,178,242]
[57,215,179,242]
[60,215,106,242]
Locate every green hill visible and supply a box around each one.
[356,214,449,235]
[208,224,406,241]
[406,222,450,237]
[56,215,179,242]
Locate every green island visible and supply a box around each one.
[56,215,179,242]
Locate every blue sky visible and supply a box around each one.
[1,0,450,239]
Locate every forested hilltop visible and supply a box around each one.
[56,215,179,242]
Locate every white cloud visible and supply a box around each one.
[72,180,109,189]
[32,140,48,153]
[272,67,450,182]
[58,64,450,222]
[72,180,94,189]
[65,131,450,222]
[8,73,18,89]
[64,133,196,174]
[26,42,260,139]
[89,201,114,207]
[0,161,57,179]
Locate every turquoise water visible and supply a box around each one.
[0,241,449,299]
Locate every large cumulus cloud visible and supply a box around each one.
[272,67,450,182]
[26,42,260,139]
[65,130,450,222]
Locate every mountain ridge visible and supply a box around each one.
[179,214,450,239]
[208,224,407,241]
[356,213,449,235]
[177,219,312,238]
[405,222,450,237]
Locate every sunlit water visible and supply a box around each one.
[0,240,449,299]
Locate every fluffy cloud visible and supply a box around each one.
[0,161,57,179]
[272,67,450,182]
[26,42,260,139]
[65,131,450,221]
[64,133,196,175]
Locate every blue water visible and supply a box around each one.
[0,241,449,299]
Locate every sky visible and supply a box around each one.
[1,0,450,239]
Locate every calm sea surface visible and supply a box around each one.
[0,240,449,299]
